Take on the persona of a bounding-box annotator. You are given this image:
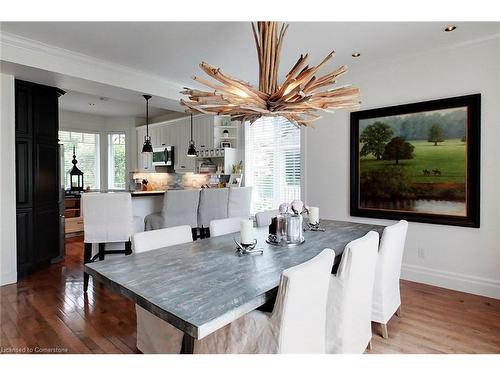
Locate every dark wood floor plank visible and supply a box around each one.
[0,236,499,354]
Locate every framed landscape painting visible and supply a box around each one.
[350,94,480,227]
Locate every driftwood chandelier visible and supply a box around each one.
[180,22,360,127]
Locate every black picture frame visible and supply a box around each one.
[350,94,480,228]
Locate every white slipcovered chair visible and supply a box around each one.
[144,189,200,239]
[326,231,380,353]
[371,220,408,338]
[146,248,335,353]
[131,225,194,354]
[197,188,229,238]
[209,217,246,237]
[131,225,193,254]
[255,209,279,227]
[227,186,252,218]
[81,192,143,292]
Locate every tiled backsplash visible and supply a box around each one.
[130,172,209,190]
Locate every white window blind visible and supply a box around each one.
[59,130,100,189]
[108,133,126,190]
[245,117,301,213]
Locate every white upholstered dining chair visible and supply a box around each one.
[81,192,143,292]
[144,189,200,239]
[193,249,335,353]
[131,225,193,254]
[371,220,408,338]
[227,186,252,218]
[255,209,279,227]
[326,231,379,353]
[197,188,229,238]
[209,217,247,237]
[131,225,194,354]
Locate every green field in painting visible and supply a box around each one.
[360,139,466,183]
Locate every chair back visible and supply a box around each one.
[271,249,335,353]
[376,220,408,288]
[326,231,379,353]
[372,220,408,323]
[82,192,133,243]
[255,209,279,227]
[227,187,252,218]
[209,217,246,237]
[132,225,193,253]
[197,188,229,228]
[161,189,200,228]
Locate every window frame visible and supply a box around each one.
[107,132,127,191]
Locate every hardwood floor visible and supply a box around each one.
[1,236,499,354]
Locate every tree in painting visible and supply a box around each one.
[428,124,445,146]
[360,122,393,160]
[383,137,415,165]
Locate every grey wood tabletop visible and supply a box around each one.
[85,219,385,341]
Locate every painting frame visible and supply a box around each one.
[350,94,480,228]
[228,174,243,187]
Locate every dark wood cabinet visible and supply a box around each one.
[16,209,33,275]
[15,80,65,278]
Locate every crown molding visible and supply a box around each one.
[0,31,187,101]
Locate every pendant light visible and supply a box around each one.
[186,113,197,157]
[141,94,153,154]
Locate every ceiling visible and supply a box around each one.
[59,90,174,118]
[2,22,499,88]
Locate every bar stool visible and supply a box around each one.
[81,192,143,292]
[227,187,252,218]
[144,189,201,240]
[197,188,229,238]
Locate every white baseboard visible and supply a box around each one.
[401,264,500,300]
[0,271,17,286]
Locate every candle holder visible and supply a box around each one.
[234,238,263,256]
[304,220,326,232]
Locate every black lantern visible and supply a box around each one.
[69,146,84,192]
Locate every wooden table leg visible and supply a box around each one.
[181,333,195,354]
[83,243,92,292]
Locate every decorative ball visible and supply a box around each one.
[291,199,304,214]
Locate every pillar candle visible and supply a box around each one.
[309,207,319,225]
[240,219,254,245]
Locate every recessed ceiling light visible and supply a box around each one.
[89,103,95,106]
[352,52,361,58]
[444,25,457,32]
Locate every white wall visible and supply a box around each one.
[59,110,139,190]
[0,73,17,286]
[305,38,500,298]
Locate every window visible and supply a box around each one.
[245,117,301,213]
[108,133,127,190]
[59,130,100,189]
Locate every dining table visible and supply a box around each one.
[84,219,385,354]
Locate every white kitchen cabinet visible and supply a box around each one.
[135,114,220,173]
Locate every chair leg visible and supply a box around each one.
[395,306,402,317]
[98,243,105,261]
[83,243,92,292]
[380,323,389,339]
[367,340,372,351]
[125,240,132,255]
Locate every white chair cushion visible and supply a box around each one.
[326,231,379,353]
[372,220,408,324]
